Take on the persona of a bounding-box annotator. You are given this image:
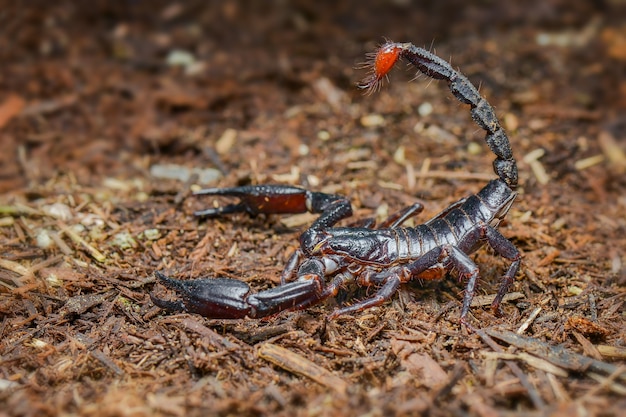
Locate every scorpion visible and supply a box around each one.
[151,41,521,327]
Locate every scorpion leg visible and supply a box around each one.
[327,246,446,319]
[327,275,402,319]
[280,249,303,285]
[378,202,424,229]
[446,246,481,326]
[345,202,423,230]
[484,225,522,316]
[343,202,424,230]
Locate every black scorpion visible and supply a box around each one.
[151,41,521,327]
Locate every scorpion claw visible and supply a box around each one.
[193,203,248,218]
[152,272,328,319]
[152,271,252,318]
[194,185,311,217]
[193,185,353,231]
[149,293,186,313]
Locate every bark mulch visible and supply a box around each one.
[1,1,625,416]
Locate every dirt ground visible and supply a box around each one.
[1,1,625,416]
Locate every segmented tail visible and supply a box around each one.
[359,41,518,190]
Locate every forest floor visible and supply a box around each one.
[1,1,625,416]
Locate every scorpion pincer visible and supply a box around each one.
[150,41,522,328]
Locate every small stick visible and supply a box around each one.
[58,222,106,263]
[517,307,542,335]
[90,348,124,376]
[258,343,348,395]
[475,328,545,409]
[585,367,626,397]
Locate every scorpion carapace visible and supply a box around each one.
[151,41,521,327]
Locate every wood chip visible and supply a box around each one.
[523,148,550,185]
[596,345,626,359]
[485,329,626,383]
[390,338,448,388]
[0,94,25,129]
[258,343,347,395]
[215,128,237,155]
[411,170,494,182]
[90,348,124,376]
[574,154,605,171]
[566,316,611,340]
[471,291,524,307]
[0,258,29,276]
[59,223,106,263]
[571,331,603,361]
[280,212,318,228]
[598,130,626,170]
[178,317,241,351]
[517,307,542,335]
[63,292,110,315]
[537,248,561,267]
[476,329,545,409]
[312,77,348,110]
[483,351,568,377]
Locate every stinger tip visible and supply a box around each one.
[357,41,402,94]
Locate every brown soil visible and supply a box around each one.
[1,1,625,416]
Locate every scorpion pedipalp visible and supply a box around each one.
[151,271,327,319]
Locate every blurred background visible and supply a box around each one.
[1,0,624,192]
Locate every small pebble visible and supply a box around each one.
[216,128,237,155]
[417,124,458,144]
[393,146,406,165]
[150,164,221,185]
[166,49,195,67]
[70,224,85,234]
[80,213,105,228]
[43,203,73,221]
[36,229,54,249]
[0,217,14,227]
[467,142,482,155]
[298,144,309,156]
[103,177,133,191]
[504,113,519,132]
[418,102,433,117]
[360,113,385,127]
[110,231,137,250]
[142,228,161,241]
[317,130,330,141]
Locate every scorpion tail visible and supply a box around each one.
[359,41,518,190]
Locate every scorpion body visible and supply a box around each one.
[151,41,521,327]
